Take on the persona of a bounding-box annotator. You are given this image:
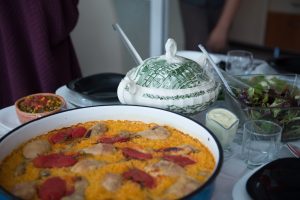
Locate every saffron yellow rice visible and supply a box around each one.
[0,120,215,200]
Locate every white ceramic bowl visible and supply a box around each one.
[0,105,222,199]
[117,39,221,116]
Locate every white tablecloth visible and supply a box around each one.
[190,104,296,200]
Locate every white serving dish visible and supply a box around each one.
[117,39,220,116]
[0,105,222,199]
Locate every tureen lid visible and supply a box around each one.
[126,38,214,89]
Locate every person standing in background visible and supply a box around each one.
[179,0,241,52]
[0,0,82,108]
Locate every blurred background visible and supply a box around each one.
[71,0,300,76]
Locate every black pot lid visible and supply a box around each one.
[67,73,125,102]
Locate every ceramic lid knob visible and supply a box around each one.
[165,38,180,63]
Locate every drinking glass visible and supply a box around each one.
[226,50,253,75]
[205,108,239,158]
[242,120,282,169]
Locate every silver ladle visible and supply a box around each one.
[112,23,143,65]
[198,45,251,98]
[198,45,235,97]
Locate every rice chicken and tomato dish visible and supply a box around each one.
[0,120,215,200]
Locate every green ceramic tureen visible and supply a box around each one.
[117,38,220,115]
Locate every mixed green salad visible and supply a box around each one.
[234,75,300,141]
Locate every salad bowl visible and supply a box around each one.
[224,74,300,141]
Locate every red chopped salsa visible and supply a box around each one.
[18,95,62,113]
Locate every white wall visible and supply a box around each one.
[168,0,184,50]
[71,0,152,77]
[113,0,150,69]
[228,0,269,45]
[71,0,122,76]
[71,0,185,77]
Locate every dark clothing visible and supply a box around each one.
[0,0,82,108]
[180,0,224,50]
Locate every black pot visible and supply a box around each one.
[268,56,300,74]
[67,73,125,102]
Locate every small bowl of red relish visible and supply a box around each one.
[15,93,66,123]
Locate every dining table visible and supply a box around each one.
[0,51,299,200]
[0,94,298,200]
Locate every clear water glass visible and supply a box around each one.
[242,120,282,169]
[226,50,253,75]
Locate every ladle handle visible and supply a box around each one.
[112,23,143,65]
[198,45,235,97]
